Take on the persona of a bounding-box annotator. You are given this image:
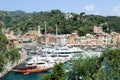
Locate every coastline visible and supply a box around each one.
[0,57,27,78]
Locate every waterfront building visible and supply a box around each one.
[95,33,108,45]
[23,30,36,41]
[3,25,119,47]
[91,38,97,45]
[66,33,79,45]
[79,36,87,46]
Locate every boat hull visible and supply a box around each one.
[13,67,51,73]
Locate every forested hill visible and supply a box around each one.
[0,10,120,36]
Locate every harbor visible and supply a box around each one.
[0,53,101,80]
[0,43,102,80]
[0,1,120,79]
[0,25,105,80]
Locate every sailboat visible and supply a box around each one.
[12,53,53,74]
[12,22,52,74]
[12,60,52,74]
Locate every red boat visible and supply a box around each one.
[12,66,51,74]
[12,59,53,74]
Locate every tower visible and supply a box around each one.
[37,25,42,37]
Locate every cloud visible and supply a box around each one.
[112,5,120,16]
[85,5,94,11]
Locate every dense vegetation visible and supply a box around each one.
[43,63,66,80]
[0,33,21,71]
[69,49,120,80]
[0,10,120,36]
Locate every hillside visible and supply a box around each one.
[0,10,120,36]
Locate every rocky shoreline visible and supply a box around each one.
[0,57,27,78]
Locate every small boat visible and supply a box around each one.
[12,66,51,74]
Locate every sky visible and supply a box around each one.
[0,0,120,16]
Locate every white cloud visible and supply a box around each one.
[85,5,94,11]
[112,5,120,16]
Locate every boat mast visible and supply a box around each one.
[35,27,38,66]
[55,24,58,44]
[55,24,59,60]
[44,21,47,57]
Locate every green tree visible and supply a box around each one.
[0,33,21,71]
[0,33,9,50]
[69,49,120,80]
[43,63,66,80]
[0,52,7,71]
[69,57,100,80]
[99,49,120,80]
[8,48,21,63]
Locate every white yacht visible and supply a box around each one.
[41,38,83,61]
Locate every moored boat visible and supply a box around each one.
[12,59,53,74]
[12,66,51,74]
